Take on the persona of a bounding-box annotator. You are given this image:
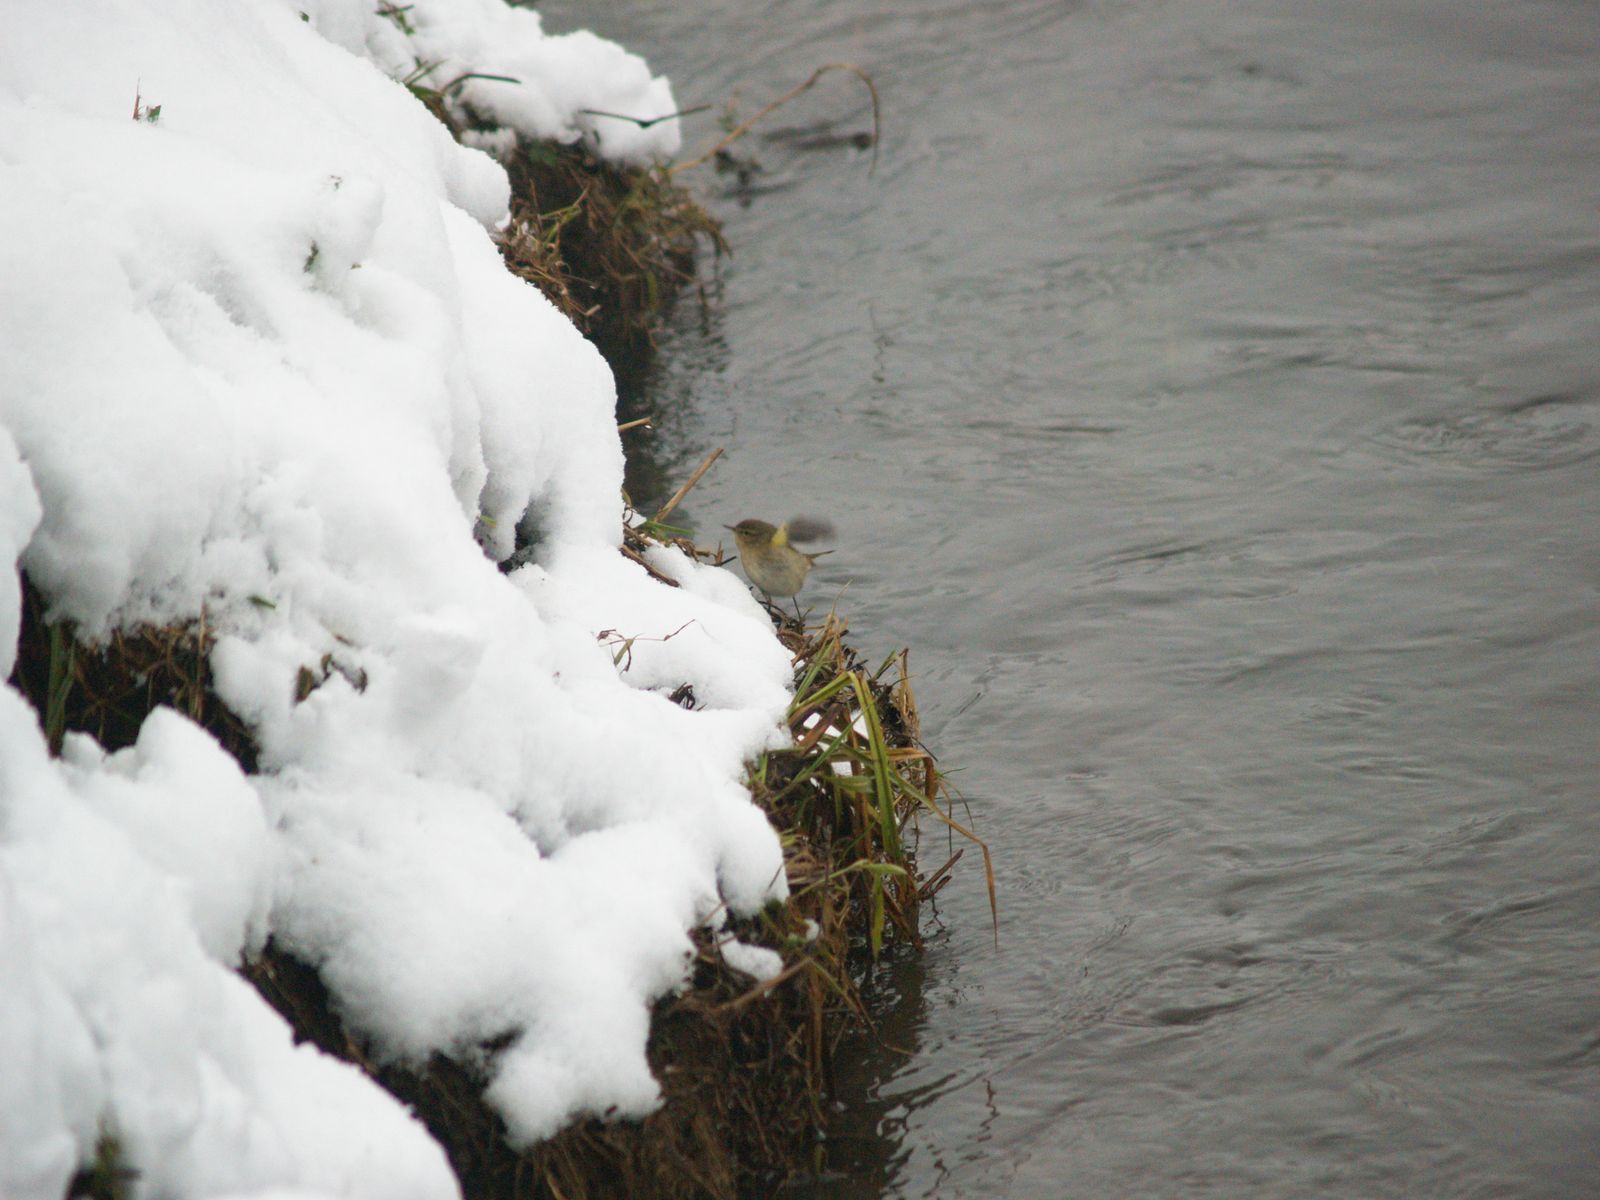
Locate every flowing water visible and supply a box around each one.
[547,1,1600,1194]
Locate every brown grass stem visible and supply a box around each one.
[652,446,723,522]
[668,64,882,178]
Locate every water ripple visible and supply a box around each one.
[1362,390,1599,472]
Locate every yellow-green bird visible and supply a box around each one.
[725,516,834,618]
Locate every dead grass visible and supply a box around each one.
[498,140,725,360]
[7,577,257,771]
[668,63,880,179]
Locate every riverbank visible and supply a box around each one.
[0,4,962,1197]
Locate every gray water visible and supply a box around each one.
[550,1,1600,1195]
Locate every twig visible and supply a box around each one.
[918,848,962,901]
[669,63,881,177]
[440,71,520,95]
[717,955,813,1015]
[653,446,723,522]
[580,103,712,130]
[619,543,679,587]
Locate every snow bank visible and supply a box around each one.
[1,2,788,1196]
[1,690,459,1200]
[298,0,684,164]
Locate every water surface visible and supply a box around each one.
[547,1,1600,1194]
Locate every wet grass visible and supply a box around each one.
[64,1124,135,1200]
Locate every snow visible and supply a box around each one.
[0,2,790,1197]
[717,935,786,984]
[0,431,39,678]
[0,691,460,1200]
[61,712,274,964]
[297,0,684,165]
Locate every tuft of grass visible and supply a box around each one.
[753,611,995,959]
[66,1122,137,1200]
[131,85,161,124]
[8,576,259,770]
[497,140,725,360]
[402,62,523,129]
[374,1,415,36]
[670,62,880,180]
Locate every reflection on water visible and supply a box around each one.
[552,0,1600,1195]
[611,280,732,516]
[788,943,934,1197]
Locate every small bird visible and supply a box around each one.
[725,516,834,618]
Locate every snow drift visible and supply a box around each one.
[0,2,792,1196]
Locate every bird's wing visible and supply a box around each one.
[785,515,836,543]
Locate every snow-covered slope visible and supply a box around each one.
[0,3,790,1195]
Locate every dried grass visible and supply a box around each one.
[497,140,725,360]
[7,577,257,770]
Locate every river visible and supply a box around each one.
[547,1,1600,1195]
